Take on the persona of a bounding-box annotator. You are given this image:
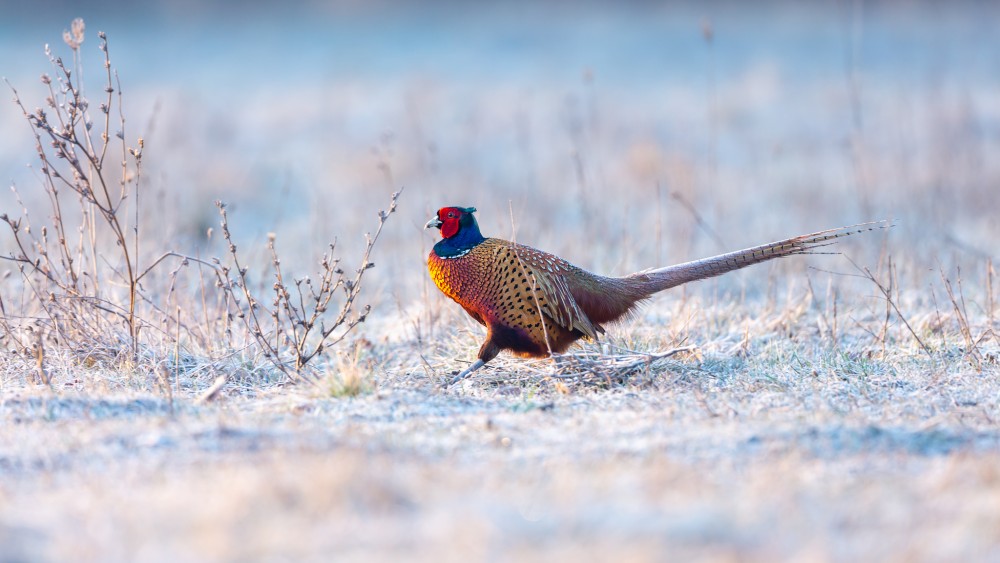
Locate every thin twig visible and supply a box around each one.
[846,256,931,355]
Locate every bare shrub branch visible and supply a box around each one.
[213,189,402,381]
[1,24,148,358]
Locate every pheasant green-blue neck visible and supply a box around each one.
[433,214,485,258]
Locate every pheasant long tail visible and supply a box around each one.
[627,221,890,295]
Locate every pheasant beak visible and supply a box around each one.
[424,216,443,229]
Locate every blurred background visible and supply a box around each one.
[2,0,998,309]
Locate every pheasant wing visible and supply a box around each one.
[507,243,601,339]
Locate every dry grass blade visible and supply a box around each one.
[847,255,931,356]
[195,374,228,405]
[543,344,697,387]
[940,266,986,370]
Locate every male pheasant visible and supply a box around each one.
[426,206,881,384]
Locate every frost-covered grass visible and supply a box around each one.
[2,294,998,561]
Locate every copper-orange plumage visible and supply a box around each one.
[426,206,882,384]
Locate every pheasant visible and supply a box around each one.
[426,206,882,385]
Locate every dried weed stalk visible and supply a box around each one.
[848,256,931,356]
[2,21,397,394]
[940,266,995,370]
[2,21,149,360]
[213,189,401,382]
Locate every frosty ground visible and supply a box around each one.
[3,296,998,562]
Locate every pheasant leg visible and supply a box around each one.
[445,359,486,387]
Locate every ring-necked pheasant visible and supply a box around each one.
[426,206,883,385]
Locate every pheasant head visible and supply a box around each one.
[425,206,485,258]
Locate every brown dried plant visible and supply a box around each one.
[2,22,150,362]
[2,21,400,393]
[212,189,401,383]
[940,266,995,371]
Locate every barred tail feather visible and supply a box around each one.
[627,221,890,295]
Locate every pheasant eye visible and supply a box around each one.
[448,212,456,218]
